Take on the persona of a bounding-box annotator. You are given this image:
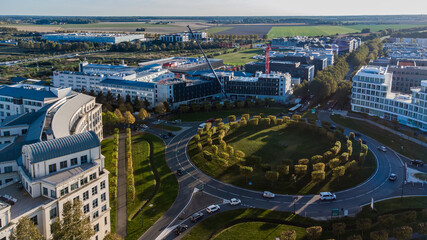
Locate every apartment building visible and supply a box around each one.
[351,66,427,132]
[387,65,427,93]
[245,61,315,82]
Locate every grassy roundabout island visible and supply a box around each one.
[188,114,376,195]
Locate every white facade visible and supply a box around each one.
[351,66,427,132]
[42,33,145,44]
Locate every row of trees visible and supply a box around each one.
[18,39,108,52]
[179,98,277,113]
[110,40,222,52]
[109,129,119,200]
[347,38,383,69]
[126,128,136,201]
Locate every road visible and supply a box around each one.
[140,114,426,240]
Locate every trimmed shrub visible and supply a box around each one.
[311,155,323,164]
[230,122,239,129]
[215,118,223,126]
[393,226,413,240]
[260,118,271,127]
[332,166,346,178]
[218,152,230,160]
[267,115,277,125]
[211,145,218,154]
[203,150,213,161]
[226,145,234,155]
[294,165,308,175]
[298,158,309,165]
[215,157,228,167]
[227,115,236,122]
[265,171,279,183]
[249,118,259,126]
[197,143,203,152]
[280,230,296,240]
[323,151,334,161]
[207,137,213,146]
[277,165,290,175]
[313,162,325,171]
[219,140,227,150]
[339,152,349,163]
[194,134,201,142]
[260,163,272,172]
[370,230,388,240]
[306,226,322,240]
[239,118,247,127]
[235,150,245,158]
[311,170,326,182]
[329,158,340,169]
[242,114,250,121]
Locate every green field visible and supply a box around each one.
[61,23,179,29]
[267,24,427,38]
[214,48,263,65]
[207,27,233,34]
[213,222,306,240]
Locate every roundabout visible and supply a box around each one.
[139,111,426,240]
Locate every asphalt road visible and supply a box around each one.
[140,114,426,240]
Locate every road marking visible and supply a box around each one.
[217,188,227,192]
[242,195,252,199]
[228,192,239,196]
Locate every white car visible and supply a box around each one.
[377,146,387,152]
[263,191,275,198]
[206,204,220,214]
[230,198,241,205]
[319,192,336,201]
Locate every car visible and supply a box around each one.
[141,124,148,129]
[161,134,169,139]
[176,169,184,176]
[378,146,387,152]
[230,198,241,205]
[206,204,220,214]
[174,224,188,235]
[168,132,175,137]
[362,139,367,144]
[263,191,275,198]
[198,123,206,129]
[410,160,424,167]
[389,173,397,181]
[190,212,204,222]
[206,118,215,123]
[319,192,336,201]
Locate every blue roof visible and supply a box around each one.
[136,64,161,72]
[0,86,56,101]
[100,79,155,89]
[85,64,135,71]
[22,131,100,164]
[187,70,253,77]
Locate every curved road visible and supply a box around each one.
[140,114,426,240]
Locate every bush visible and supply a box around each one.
[298,158,309,165]
[332,166,346,178]
[294,165,308,175]
[226,145,234,155]
[416,222,427,235]
[398,211,417,223]
[239,118,247,127]
[228,115,236,122]
[230,122,239,129]
[218,152,230,160]
[292,115,302,122]
[219,140,227,150]
[306,226,322,240]
[207,137,213,146]
[203,150,213,161]
[242,113,250,121]
[347,160,358,172]
[215,118,223,126]
[277,165,290,175]
[197,143,203,152]
[280,230,296,240]
[260,163,272,172]
[211,145,218,154]
[235,150,245,158]
[393,226,413,240]
[377,214,394,228]
[215,157,228,167]
[370,230,388,240]
[249,118,259,126]
[260,118,271,127]
[194,134,201,142]
[323,151,334,161]
[329,158,340,169]
[313,162,325,171]
[339,152,349,163]
[311,170,326,182]
[311,155,323,164]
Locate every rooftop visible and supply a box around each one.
[100,78,155,89]
[0,86,57,101]
[40,162,97,186]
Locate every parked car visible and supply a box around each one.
[410,160,424,167]
[378,146,387,152]
[230,198,241,205]
[161,134,169,139]
[206,204,220,214]
[176,169,184,176]
[141,124,148,129]
[319,192,336,201]
[263,191,275,198]
[190,212,204,222]
[174,224,188,235]
[389,173,397,181]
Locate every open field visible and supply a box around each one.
[213,222,306,240]
[213,48,263,65]
[267,24,427,38]
[330,115,427,162]
[206,27,233,34]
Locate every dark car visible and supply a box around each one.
[176,169,184,176]
[168,132,175,137]
[362,139,367,144]
[410,160,424,167]
[389,173,397,181]
[190,212,204,223]
[174,224,188,235]
[162,134,169,139]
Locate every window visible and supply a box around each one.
[51,190,56,198]
[101,193,106,202]
[105,216,108,225]
[81,155,88,164]
[60,187,69,196]
[100,181,106,189]
[93,211,99,219]
[5,178,13,183]
[83,191,89,201]
[4,166,12,173]
[80,177,88,186]
[30,216,38,225]
[43,187,48,196]
[71,158,78,166]
[92,186,97,195]
[83,204,90,213]
[102,205,107,212]
[21,129,27,134]
[92,198,98,208]
[71,182,78,191]
[50,208,57,219]
[60,161,68,169]
[73,196,80,202]
[94,224,99,232]
[89,173,96,181]
[48,164,57,174]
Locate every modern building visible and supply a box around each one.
[270,52,328,73]
[351,66,427,132]
[201,71,292,103]
[160,32,208,43]
[245,61,315,82]
[387,65,427,93]
[42,33,146,44]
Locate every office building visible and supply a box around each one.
[245,61,315,82]
[160,32,208,43]
[387,65,427,93]
[42,33,146,44]
[351,66,427,132]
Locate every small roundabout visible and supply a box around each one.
[187,114,377,195]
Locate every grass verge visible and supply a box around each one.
[330,115,427,162]
[213,48,263,65]
[126,133,178,240]
[101,139,117,233]
[213,222,306,240]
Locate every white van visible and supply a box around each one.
[198,123,206,129]
[319,192,336,201]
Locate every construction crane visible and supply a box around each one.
[265,44,271,74]
[187,25,227,98]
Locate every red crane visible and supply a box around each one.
[265,44,271,74]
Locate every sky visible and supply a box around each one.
[1,0,427,16]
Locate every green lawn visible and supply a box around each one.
[330,115,427,162]
[371,197,427,214]
[101,139,117,233]
[207,27,233,34]
[150,124,182,131]
[182,208,320,240]
[189,123,376,194]
[214,48,263,65]
[213,222,306,240]
[171,107,287,122]
[127,136,156,221]
[267,24,427,38]
[126,133,178,240]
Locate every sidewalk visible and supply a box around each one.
[116,133,127,238]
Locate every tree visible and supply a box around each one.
[313,163,325,171]
[227,115,236,122]
[10,216,43,240]
[346,235,362,240]
[332,166,346,178]
[332,222,346,240]
[179,104,189,113]
[104,233,124,240]
[306,226,322,240]
[240,166,253,182]
[103,111,119,133]
[163,101,171,112]
[280,230,297,240]
[51,200,94,240]
[277,165,290,176]
[356,218,372,238]
[369,230,388,240]
[311,170,326,182]
[123,111,135,126]
[294,165,307,175]
[137,108,151,121]
[377,214,394,229]
[114,108,124,123]
[393,226,413,240]
[329,158,340,169]
[265,171,279,185]
[133,96,142,110]
[143,98,150,108]
[155,102,166,114]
